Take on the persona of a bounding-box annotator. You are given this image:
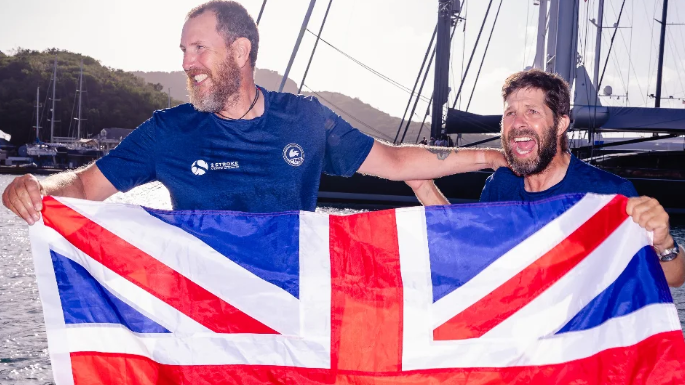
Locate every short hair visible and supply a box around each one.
[502,69,571,152]
[187,1,259,68]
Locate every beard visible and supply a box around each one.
[187,56,241,113]
[502,125,558,176]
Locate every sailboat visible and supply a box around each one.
[18,58,103,171]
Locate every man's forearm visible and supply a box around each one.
[41,171,88,198]
[412,180,450,206]
[661,245,685,287]
[359,142,503,181]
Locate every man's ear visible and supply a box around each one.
[232,37,252,68]
[557,114,570,137]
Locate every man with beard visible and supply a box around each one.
[3,1,505,220]
[409,69,685,287]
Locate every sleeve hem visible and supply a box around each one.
[339,136,375,177]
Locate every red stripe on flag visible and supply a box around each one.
[69,331,685,384]
[328,209,403,372]
[41,196,278,335]
[434,195,629,341]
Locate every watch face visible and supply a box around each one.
[660,249,679,262]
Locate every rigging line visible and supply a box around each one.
[522,0,531,69]
[451,0,496,110]
[606,0,646,105]
[301,84,393,141]
[624,0,644,107]
[466,0,503,112]
[256,0,267,25]
[666,29,685,100]
[598,0,627,94]
[415,94,434,143]
[579,0,591,118]
[305,29,432,103]
[643,0,659,95]
[39,69,53,131]
[673,0,685,64]
[458,0,469,110]
[608,34,629,93]
[394,25,437,144]
[626,0,634,105]
[669,2,685,74]
[298,0,334,94]
[399,23,458,144]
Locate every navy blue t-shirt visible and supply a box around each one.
[480,154,638,202]
[96,87,375,212]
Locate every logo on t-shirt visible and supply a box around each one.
[283,143,304,167]
[191,159,209,175]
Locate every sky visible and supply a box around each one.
[2,0,685,122]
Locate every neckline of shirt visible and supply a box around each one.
[211,85,268,126]
[519,153,577,197]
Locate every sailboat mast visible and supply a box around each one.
[77,60,83,139]
[533,0,548,70]
[431,0,456,141]
[50,58,58,143]
[35,87,41,142]
[592,0,605,105]
[655,0,669,108]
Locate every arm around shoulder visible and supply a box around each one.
[358,140,505,181]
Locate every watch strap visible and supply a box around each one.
[659,238,680,262]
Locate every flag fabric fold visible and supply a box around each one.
[29,193,685,385]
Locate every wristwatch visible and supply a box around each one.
[658,238,680,262]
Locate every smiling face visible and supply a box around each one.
[501,87,559,176]
[180,11,241,112]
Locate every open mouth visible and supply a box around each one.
[187,71,209,85]
[511,136,537,156]
[193,73,208,84]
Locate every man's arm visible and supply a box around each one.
[626,196,685,287]
[406,180,450,206]
[2,163,118,225]
[357,141,505,181]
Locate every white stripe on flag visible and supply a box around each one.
[63,324,331,367]
[431,194,616,329]
[518,303,681,366]
[29,221,75,385]
[40,226,211,335]
[482,217,648,340]
[297,211,332,357]
[55,197,300,336]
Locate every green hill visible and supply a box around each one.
[0,49,182,145]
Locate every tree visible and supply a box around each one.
[0,49,183,145]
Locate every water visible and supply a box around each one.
[0,173,684,384]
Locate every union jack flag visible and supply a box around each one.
[30,193,685,384]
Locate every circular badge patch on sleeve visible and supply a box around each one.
[283,143,305,167]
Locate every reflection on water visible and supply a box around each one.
[0,176,684,384]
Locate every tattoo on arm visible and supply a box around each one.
[427,147,453,161]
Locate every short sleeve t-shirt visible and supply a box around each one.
[480,154,638,202]
[96,86,375,212]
